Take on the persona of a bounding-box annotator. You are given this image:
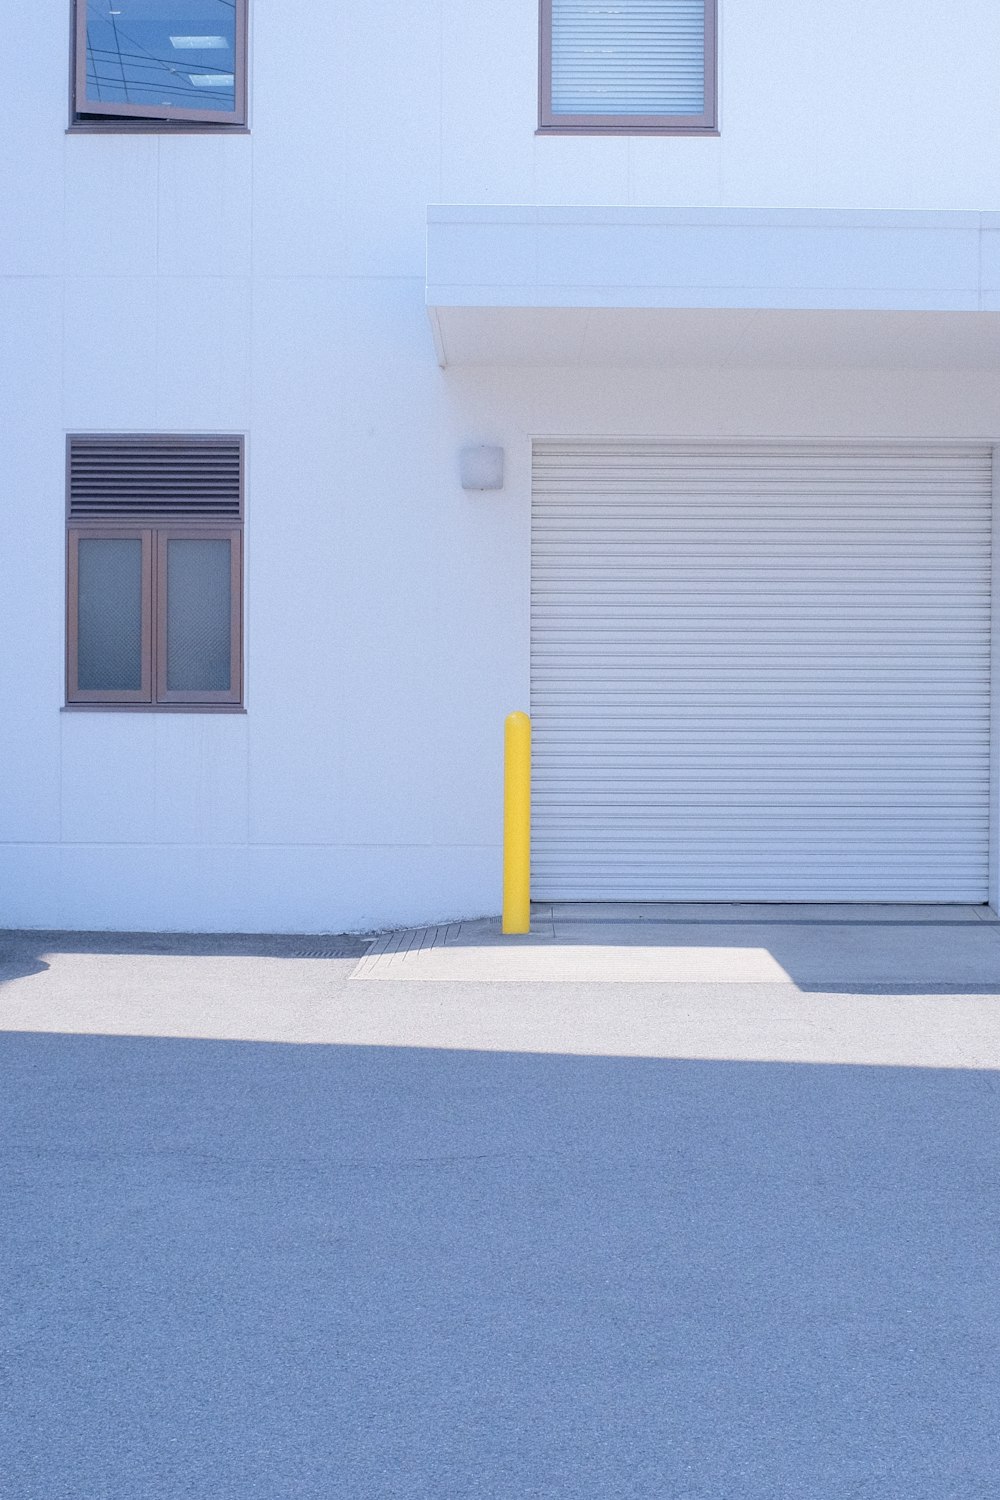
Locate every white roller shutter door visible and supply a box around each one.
[531,441,993,902]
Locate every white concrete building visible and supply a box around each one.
[3,1,1000,931]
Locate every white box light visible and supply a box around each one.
[460,445,504,491]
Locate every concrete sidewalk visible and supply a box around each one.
[2,909,1000,1498]
[3,904,999,1066]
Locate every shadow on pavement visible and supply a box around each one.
[3,1030,999,1498]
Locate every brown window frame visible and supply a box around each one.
[155,528,243,706]
[67,527,154,705]
[65,435,245,713]
[538,0,718,136]
[71,0,249,130]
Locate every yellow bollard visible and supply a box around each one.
[503,711,531,934]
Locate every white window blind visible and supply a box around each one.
[550,0,706,117]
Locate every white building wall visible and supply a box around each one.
[2,2,1000,929]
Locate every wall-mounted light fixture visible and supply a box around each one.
[460,445,504,491]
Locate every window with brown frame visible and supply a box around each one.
[72,0,248,129]
[539,0,717,135]
[66,436,244,710]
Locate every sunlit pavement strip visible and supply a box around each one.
[352,903,1000,987]
[1,906,1000,1067]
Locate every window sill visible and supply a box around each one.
[536,125,719,137]
[62,704,246,714]
[67,121,249,135]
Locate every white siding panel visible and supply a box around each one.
[531,441,992,901]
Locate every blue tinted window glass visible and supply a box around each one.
[83,1,237,115]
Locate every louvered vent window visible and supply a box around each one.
[540,0,717,133]
[66,436,243,709]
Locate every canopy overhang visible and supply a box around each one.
[426,206,1000,369]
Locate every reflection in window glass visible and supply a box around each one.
[82,0,237,116]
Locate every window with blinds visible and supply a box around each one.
[540,0,717,133]
[66,435,244,709]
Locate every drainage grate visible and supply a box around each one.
[288,946,370,960]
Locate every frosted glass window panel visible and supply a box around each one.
[81,0,237,115]
[77,538,144,691]
[551,0,706,116]
[166,538,231,692]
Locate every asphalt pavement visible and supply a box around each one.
[2,907,999,1498]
